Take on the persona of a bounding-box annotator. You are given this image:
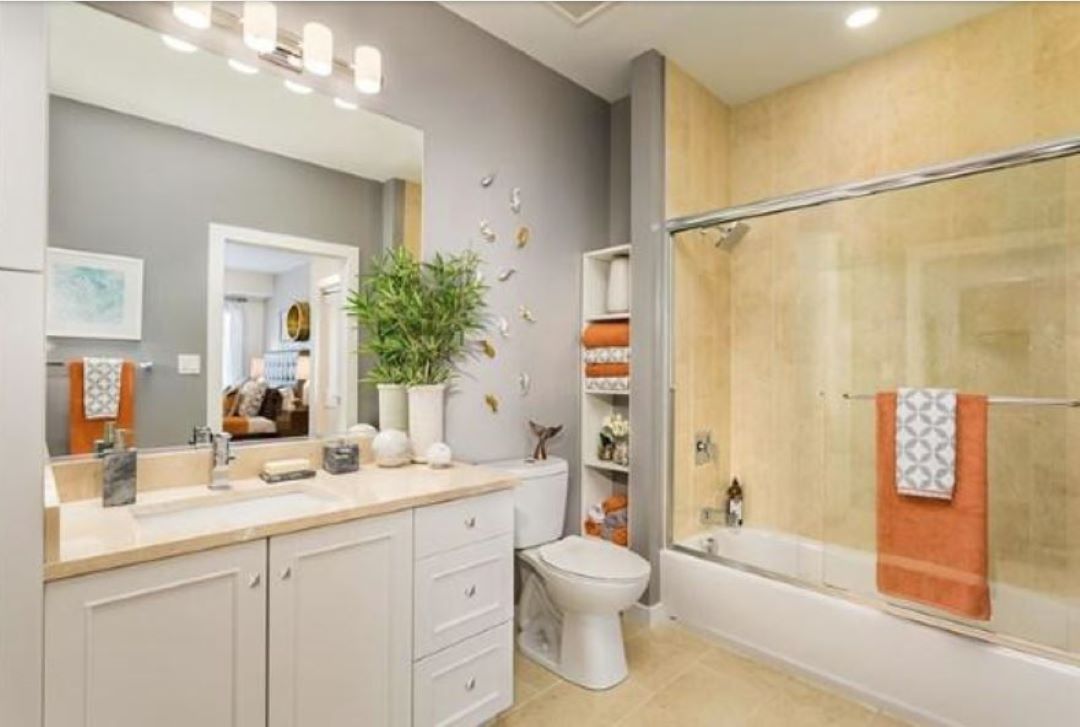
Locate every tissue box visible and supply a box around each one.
[323,441,360,475]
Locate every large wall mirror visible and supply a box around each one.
[44,3,423,458]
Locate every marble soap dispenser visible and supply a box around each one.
[102,428,137,508]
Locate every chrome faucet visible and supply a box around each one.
[209,431,235,490]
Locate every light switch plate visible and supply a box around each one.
[177,354,201,375]
[694,430,714,465]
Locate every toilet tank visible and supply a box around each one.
[485,456,569,549]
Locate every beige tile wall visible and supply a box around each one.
[668,3,1080,606]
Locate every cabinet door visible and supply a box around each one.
[44,541,267,727]
[269,511,413,727]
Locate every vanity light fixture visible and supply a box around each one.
[302,22,333,76]
[172,1,212,30]
[161,34,198,53]
[243,1,277,54]
[845,6,880,29]
[333,97,358,111]
[353,45,382,95]
[284,78,313,95]
[227,58,259,75]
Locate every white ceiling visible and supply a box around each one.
[443,1,1002,104]
[225,242,311,275]
[49,3,422,182]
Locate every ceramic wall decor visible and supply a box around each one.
[479,339,497,358]
[516,226,530,248]
[518,304,536,323]
[529,420,563,460]
[497,267,517,282]
[496,316,511,338]
[480,220,496,243]
[518,372,531,396]
[484,393,500,413]
[510,187,522,213]
[480,172,496,188]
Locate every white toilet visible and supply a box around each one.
[488,456,651,690]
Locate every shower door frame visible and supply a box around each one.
[660,132,1080,667]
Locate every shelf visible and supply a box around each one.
[583,243,630,262]
[584,460,629,474]
[584,388,630,397]
[585,312,630,323]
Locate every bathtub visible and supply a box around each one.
[663,527,1080,726]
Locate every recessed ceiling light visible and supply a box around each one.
[283,79,313,95]
[333,97,358,111]
[227,58,259,75]
[845,6,880,29]
[161,34,198,53]
[173,1,212,30]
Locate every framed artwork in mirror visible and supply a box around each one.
[46,248,144,340]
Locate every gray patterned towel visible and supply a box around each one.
[895,387,957,499]
[83,357,123,420]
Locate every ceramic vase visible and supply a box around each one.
[407,384,446,462]
[606,255,630,313]
[377,384,409,433]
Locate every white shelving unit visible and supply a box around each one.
[580,244,631,546]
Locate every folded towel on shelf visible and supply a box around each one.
[582,321,630,348]
[876,392,990,621]
[584,347,630,364]
[584,376,630,393]
[895,387,958,500]
[68,360,136,455]
[585,362,630,378]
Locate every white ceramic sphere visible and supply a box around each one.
[426,442,453,469]
[373,429,412,467]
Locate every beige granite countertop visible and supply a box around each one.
[46,463,516,582]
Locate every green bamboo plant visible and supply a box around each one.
[346,247,487,386]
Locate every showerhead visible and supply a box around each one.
[710,221,750,249]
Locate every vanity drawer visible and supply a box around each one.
[414,489,513,559]
[413,621,513,727]
[414,534,514,658]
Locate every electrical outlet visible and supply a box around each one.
[694,430,714,465]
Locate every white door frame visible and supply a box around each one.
[207,223,359,434]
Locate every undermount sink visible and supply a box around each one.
[132,483,341,536]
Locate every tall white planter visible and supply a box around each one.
[407,384,446,462]
[377,384,408,433]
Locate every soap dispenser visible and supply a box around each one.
[725,477,743,528]
[102,428,137,508]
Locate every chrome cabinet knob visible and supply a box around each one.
[248,573,261,588]
[280,566,292,580]
[464,516,477,529]
[464,677,476,692]
[464,584,477,598]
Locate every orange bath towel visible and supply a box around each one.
[581,322,630,348]
[68,360,136,455]
[876,392,990,621]
[585,362,630,378]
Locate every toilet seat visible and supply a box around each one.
[538,535,650,582]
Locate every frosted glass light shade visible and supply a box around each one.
[173,1,212,29]
[353,45,382,95]
[243,1,277,54]
[303,22,333,76]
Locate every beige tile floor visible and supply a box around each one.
[498,620,914,727]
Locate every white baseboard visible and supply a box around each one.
[626,599,670,628]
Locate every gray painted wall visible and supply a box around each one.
[82,1,613,537]
[609,97,632,246]
[46,96,384,453]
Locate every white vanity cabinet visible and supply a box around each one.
[44,540,268,727]
[268,511,413,727]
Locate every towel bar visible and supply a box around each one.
[842,392,1080,408]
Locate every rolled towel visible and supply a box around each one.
[604,509,627,529]
[612,527,629,547]
[603,494,628,513]
[582,322,630,348]
[586,362,630,378]
[584,519,602,537]
[587,503,606,524]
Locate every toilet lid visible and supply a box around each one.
[538,535,650,581]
